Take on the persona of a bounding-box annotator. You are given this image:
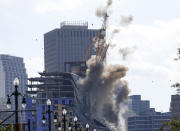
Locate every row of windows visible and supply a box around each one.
[59,30,97,38]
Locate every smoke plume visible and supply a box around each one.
[119,46,136,60]
[96,0,113,29]
[120,16,133,26]
[77,0,131,130]
[77,56,130,130]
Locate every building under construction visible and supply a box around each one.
[26,71,109,130]
[26,21,110,130]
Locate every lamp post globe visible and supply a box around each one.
[42,115,46,124]
[74,116,78,122]
[86,123,89,131]
[58,127,62,131]
[13,77,19,87]
[21,96,26,108]
[62,109,67,115]
[68,127,72,130]
[46,99,51,106]
[58,123,62,130]
[6,96,11,109]
[53,114,58,123]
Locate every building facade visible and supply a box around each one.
[128,112,170,131]
[26,72,109,131]
[44,21,99,73]
[130,95,152,115]
[26,72,78,131]
[0,54,27,122]
[170,95,180,119]
[127,95,171,131]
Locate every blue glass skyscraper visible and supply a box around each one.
[0,54,27,122]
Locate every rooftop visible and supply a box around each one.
[60,21,88,29]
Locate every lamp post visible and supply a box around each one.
[68,122,72,131]
[6,77,26,131]
[42,99,57,131]
[58,122,62,131]
[47,99,52,131]
[74,116,78,131]
[42,114,46,125]
[62,109,67,131]
[86,123,89,131]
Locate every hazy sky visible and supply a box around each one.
[0,0,180,112]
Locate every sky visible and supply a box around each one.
[0,0,180,112]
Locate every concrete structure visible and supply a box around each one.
[44,21,99,73]
[130,95,152,115]
[0,54,27,122]
[127,95,171,131]
[26,72,109,131]
[26,72,77,131]
[170,95,180,119]
[128,112,170,131]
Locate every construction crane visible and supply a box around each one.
[74,28,109,74]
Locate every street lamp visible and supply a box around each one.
[42,114,46,124]
[13,77,19,86]
[22,96,26,108]
[62,109,67,131]
[68,122,72,131]
[53,114,58,123]
[6,95,11,109]
[47,99,52,131]
[6,77,26,131]
[86,123,89,131]
[42,99,55,131]
[74,116,78,131]
[58,122,62,131]
[47,99,51,106]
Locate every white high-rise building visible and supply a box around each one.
[0,54,27,122]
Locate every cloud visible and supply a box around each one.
[34,0,83,14]
[0,0,14,6]
[24,57,43,77]
[107,18,180,111]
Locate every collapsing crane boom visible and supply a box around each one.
[74,28,108,74]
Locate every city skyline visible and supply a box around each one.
[0,0,180,113]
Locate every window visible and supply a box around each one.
[53,105,58,110]
[55,112,58,116]
[54,100,58,104]
[62,100,65,105]
[69,100,73,105]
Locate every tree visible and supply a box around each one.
[171,83,180,94]
[172,47,180,94]
[159,119,180,131]
[159,48,180,130]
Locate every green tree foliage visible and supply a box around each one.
[172,48,180,94]
[171,83,180,94]
[160,48,180,130]
[159,119,180,131]
[0,126,9,131]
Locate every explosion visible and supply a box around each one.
[77,0,133,130]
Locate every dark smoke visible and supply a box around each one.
[103,104,118,124]
[120,16,133,26]
[77,0,131,130]
[119,46,136,60]
[77,56,129,129]
[96,0,113,29]
[114,81,129,107]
